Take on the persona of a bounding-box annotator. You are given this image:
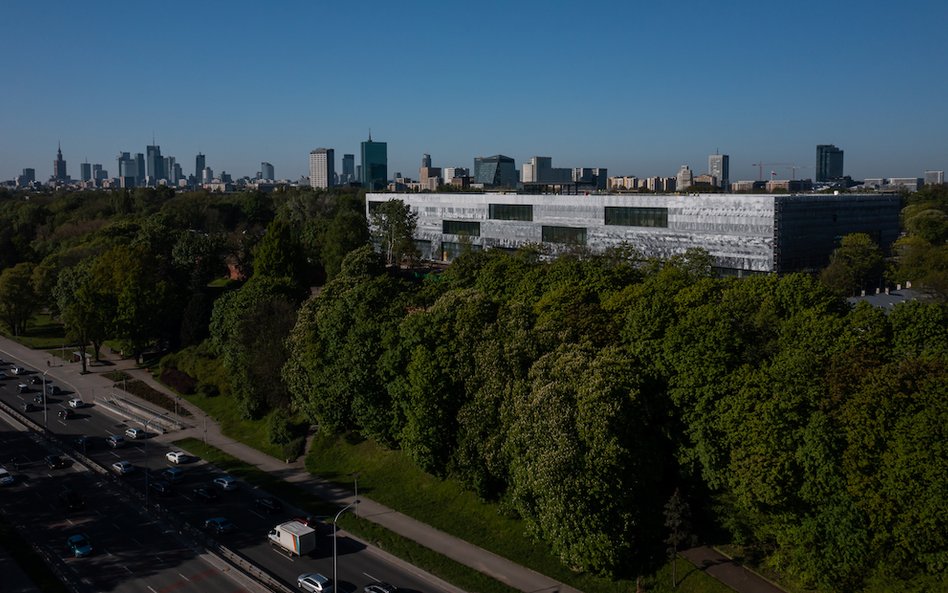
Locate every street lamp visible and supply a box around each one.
[332,500,359,593]
[42,370,49,434]
[350,471,360,501]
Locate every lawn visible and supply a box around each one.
[1,313,69,350]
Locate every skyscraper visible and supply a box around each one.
[708,153,730,189]
[361,135,388,190]
[816,144,844,182]
[676,165,693,191]
[80,162,92,182]
[195,153,206,181]
[53,143,67,181]
[342,154,355,184]
[135,153,145,187]
[146,145,164,184]
[474,155,517,188]
[117,152,138,188]
[92,164,104,181]
[164,156,177,184]
[310,148,335,189]
[261,162,274,180]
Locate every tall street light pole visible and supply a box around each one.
[42,370,49,434]
[332,500,359,592]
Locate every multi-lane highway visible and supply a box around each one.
[0,355,456,593]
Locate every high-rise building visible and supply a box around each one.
[195,153,206,181]
[202,167,213,184]
[709,153,730,189]
[164,156,177,184]
[53,143,67,181]
[92,164,104,181]
[117,152,139,187]
[474,155,517,188]
[146,145,164,184]
[80,162,92,182]
[20,168,35,185]
[816,144,844,182]
[422,154,432,169]
[341,154,355,184]
[676,165,694,191]
[261,162,274,181]
[309,148,335,189]
[924,170,944,185]
[361,135,388,190]
[135,153,146,186]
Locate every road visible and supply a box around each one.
[0,355,454,593]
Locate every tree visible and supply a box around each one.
[664,488,692,588]
[370,199,419,266]
[320,206,370,280]
[820,233,885,296]
[0,262,37,336]
[54,261,113,371]
[252,218,308,286]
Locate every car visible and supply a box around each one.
[253,496,282,514]
[111,461,134,475]
[32,394,45,404]
[66,534,93,558]
[29,376,42,385]
[105,435,125,449]
[21,402,38,412]
[298,573,333,593]
[11,366,25,375]
[192,486,220,503]
[68,398,85,408]
[203,517,236,534]
[124,427,145,440]
[59,488,84,511]
[45,455,68,470]
[58,409,76,420]
[162,467,185,482]
[212,475,237,491]
[74,435,94,451]
[47,384,62,395]
[17,383,29,393]
[150,480,173,496]
[165,451,188,464]
[364,582,399,593]
[0,466,14,486]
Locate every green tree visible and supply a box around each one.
[370,199,419,266]
[0,262,37,336]
[664,488,692,588]
[54,261,113,370]
[820,233,885,296]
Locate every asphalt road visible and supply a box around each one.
[0,356,452,593]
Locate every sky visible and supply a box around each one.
[2,0,947,184]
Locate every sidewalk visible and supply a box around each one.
[0,337,786,593]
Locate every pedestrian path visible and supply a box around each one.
[0,336,786,593]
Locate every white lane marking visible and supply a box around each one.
[123,565,132,574]
[148,587,158,593]
[178,572,190,581]
[250,510,265,519]
[364,572,380,582]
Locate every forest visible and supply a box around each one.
[0,184,946,592]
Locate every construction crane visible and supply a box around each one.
[751,162,794,181]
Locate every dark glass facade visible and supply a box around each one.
[361,140,388,190]
[489,204,533,221]
[443,220,481,236]
[816,144,844,182]
[604,206,668,227]
[542,225,587,245]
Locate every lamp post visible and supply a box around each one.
[350,471,360,501]
[42,370,49,434]
[332,500,359,592]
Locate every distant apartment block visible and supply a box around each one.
[709,153,729,189]
[310,148,335,189]
[924,170,944,185]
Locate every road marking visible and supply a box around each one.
[147,587,158,593]
[249,510,265,519]
[178,572,190,581]
[363,572,380,582]
[123,565,132,574]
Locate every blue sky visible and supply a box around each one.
[2,0,947,183]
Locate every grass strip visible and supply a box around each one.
[173,438,521,593]
[0,515,71,593]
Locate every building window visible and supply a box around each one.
[542,225,587,245]
[443,220,481,236]
[489,203,533,221]
[604,206,668,227]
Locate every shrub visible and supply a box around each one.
[160,367,198,395]
[267,413,293,445]
[197,382,219,397]
[283,437,306,461]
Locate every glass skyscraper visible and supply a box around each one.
[361,136,388,190]
[816,144,844,182]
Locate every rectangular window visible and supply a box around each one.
[489,203,533,221]
[542,225,587,245]
[604,206,668,227]
[442,220,480,236]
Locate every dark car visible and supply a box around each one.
[192,486,220,503]
[364,582,399,593]
[30,376,42,385]
[45,455,68,470]
[150,480,173,497]
[59,488,85,511]
[253,496,282,514]
[58,409,76,420]
[32,394,44,404]
[74,436,94,451]
[21,402,38,412]
[48,384,62,395]
[204,517,236,534]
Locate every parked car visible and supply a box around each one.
[124,427,145,440]
[204,517,236,534]
[58,409,76,420]
[111,461,134,475]
[162,467,185,482]
[105,435,125,449]
[66,534,93,558]
[364,582,399,593]
[68,398,85,408]
[212,475,238,491]
[253,496,283,514]
[45,455,68,470]
[192,486,220,503]
[298,573,333,593]
[165,451,188,464]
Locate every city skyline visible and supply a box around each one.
[2,1,947,183]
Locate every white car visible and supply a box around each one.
[212,475,238,491]
[298,573,333,593]
[125,428,145,440]
[11,366,25,375]
[68,398,85,408]
[166,451,188,464]
[111,461,134,475]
